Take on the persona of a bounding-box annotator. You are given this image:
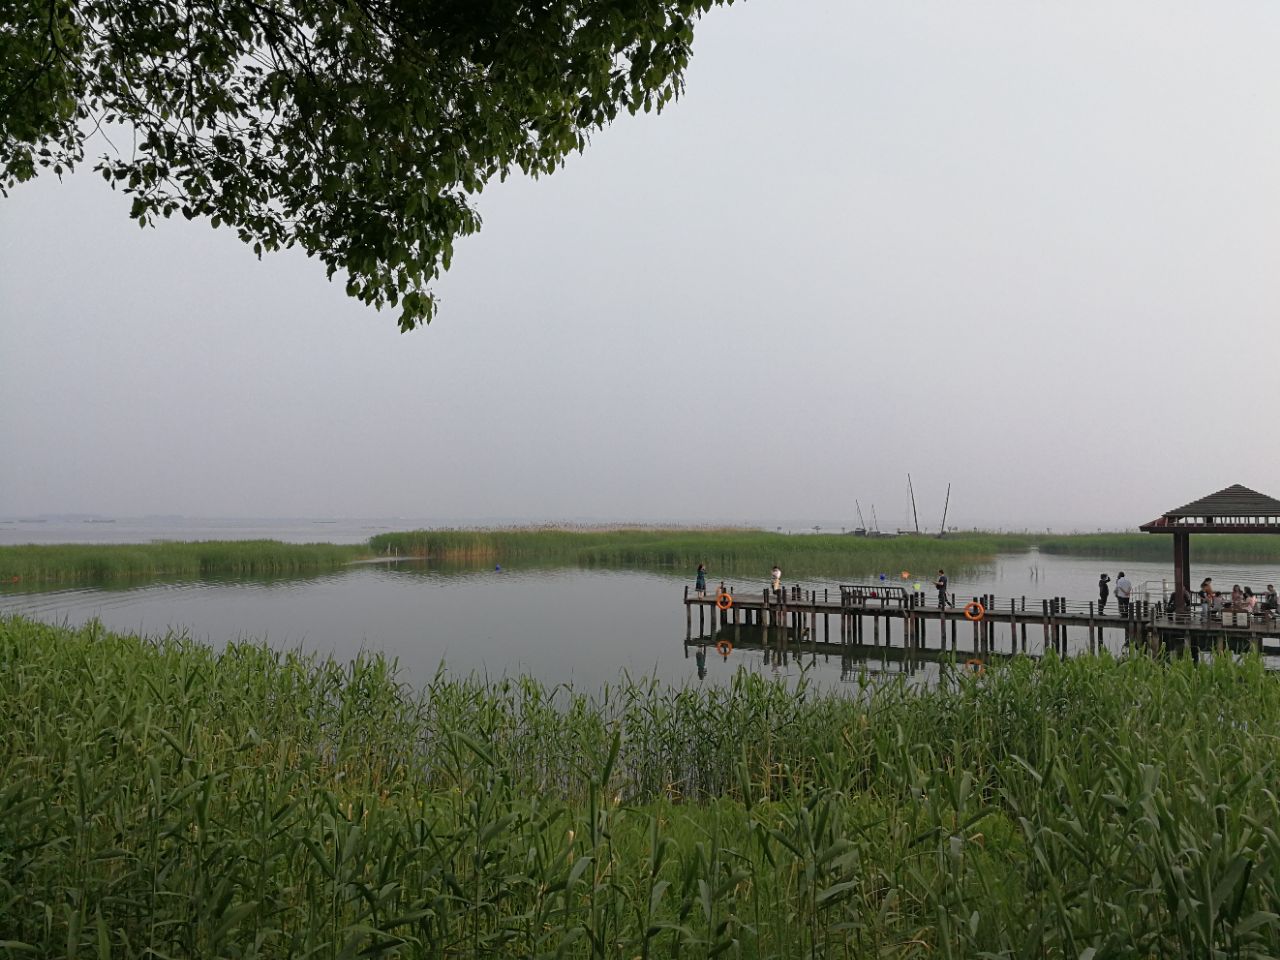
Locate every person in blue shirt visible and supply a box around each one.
[695,563,707,597]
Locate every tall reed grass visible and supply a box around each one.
[13,528,1278,588]
[1039,533,1280,563]
[0,540,367,584]
[5,614,1280,956]
[367,528,1037,577]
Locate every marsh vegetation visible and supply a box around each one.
[5,614,1279,957]
[5,528,1280,587]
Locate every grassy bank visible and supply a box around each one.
[0,539,368,584]
[367,528,1037,576]
[1039,533,1280,563]
[4,615,1280,957]
[0,529,1029,585]
[6,527,1280,587]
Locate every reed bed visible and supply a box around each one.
[0,540,367,584]
[367,528,1036,577]
[5,614,1280,957]
[1039,533,1280,563]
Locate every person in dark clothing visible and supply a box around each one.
[694,563,707,597]
[1098,573,1111,614]
[934,569,948,608]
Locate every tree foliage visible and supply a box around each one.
[1,0,732,329]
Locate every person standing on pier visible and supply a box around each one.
[695,563,707,597]
[1115,572,1132,616]
[1200,578,1216,622]
[1098,573,1111,614]
[934,569,948,608]
[770,564,782,599]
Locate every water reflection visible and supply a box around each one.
[2,551,1279,691]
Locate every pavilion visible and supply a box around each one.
[1140,483,1280,613]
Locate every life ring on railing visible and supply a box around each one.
[963,601,986,621]
[715,592,733,611]
[716,640,733,656]
[965,658,986,675]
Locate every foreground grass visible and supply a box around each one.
[4,616,1280,957]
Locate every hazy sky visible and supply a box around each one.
[2,0,1278,532]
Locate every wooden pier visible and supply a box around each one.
[683,583,1280,661]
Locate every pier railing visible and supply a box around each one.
[684,582,1280,658]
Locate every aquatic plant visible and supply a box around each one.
[1038,532,1280,563]
[4,614,1280,956]
[367,528,1037,577]
[0,539,366,584]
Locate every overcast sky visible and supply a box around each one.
[2,0,1277,532]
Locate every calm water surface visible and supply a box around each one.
[4,542,1279,689]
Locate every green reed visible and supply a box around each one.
[17,527,1280,589]
[367,528,1036,577]
[0,540,367,584]
[1039,532,1280,563]
[4,613,1280,957]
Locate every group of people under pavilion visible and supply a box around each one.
[1140,483,1280,620]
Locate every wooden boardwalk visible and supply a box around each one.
[684,583,1280,659]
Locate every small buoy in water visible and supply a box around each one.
[495,564,501,572]
[879,573,887,581]
[913,582,921,591]
[901,570,910,580]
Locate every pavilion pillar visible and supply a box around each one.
[1172,531,1190,613]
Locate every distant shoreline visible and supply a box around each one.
[3,529,1280,585]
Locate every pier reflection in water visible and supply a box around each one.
[3,551,1280,690]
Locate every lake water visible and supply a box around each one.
[5,523,1280,689]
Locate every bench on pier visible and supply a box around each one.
[840,584,910,605]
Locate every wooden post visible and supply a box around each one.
[1042,599,1051,655]
[986,595,994,652]
[1008,598,1016,655]
[1020,596,1028,652]
[1062,597,1069,654]
[1057,598,1065,654]
[1087,601,1095,654]
[685,586,692,640]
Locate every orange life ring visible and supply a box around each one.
[965,658,986,674]
[963,601,985,621]
[716,640,733,656]
[715,592,733,611]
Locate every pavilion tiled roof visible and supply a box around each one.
[1160,484,1280,519]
